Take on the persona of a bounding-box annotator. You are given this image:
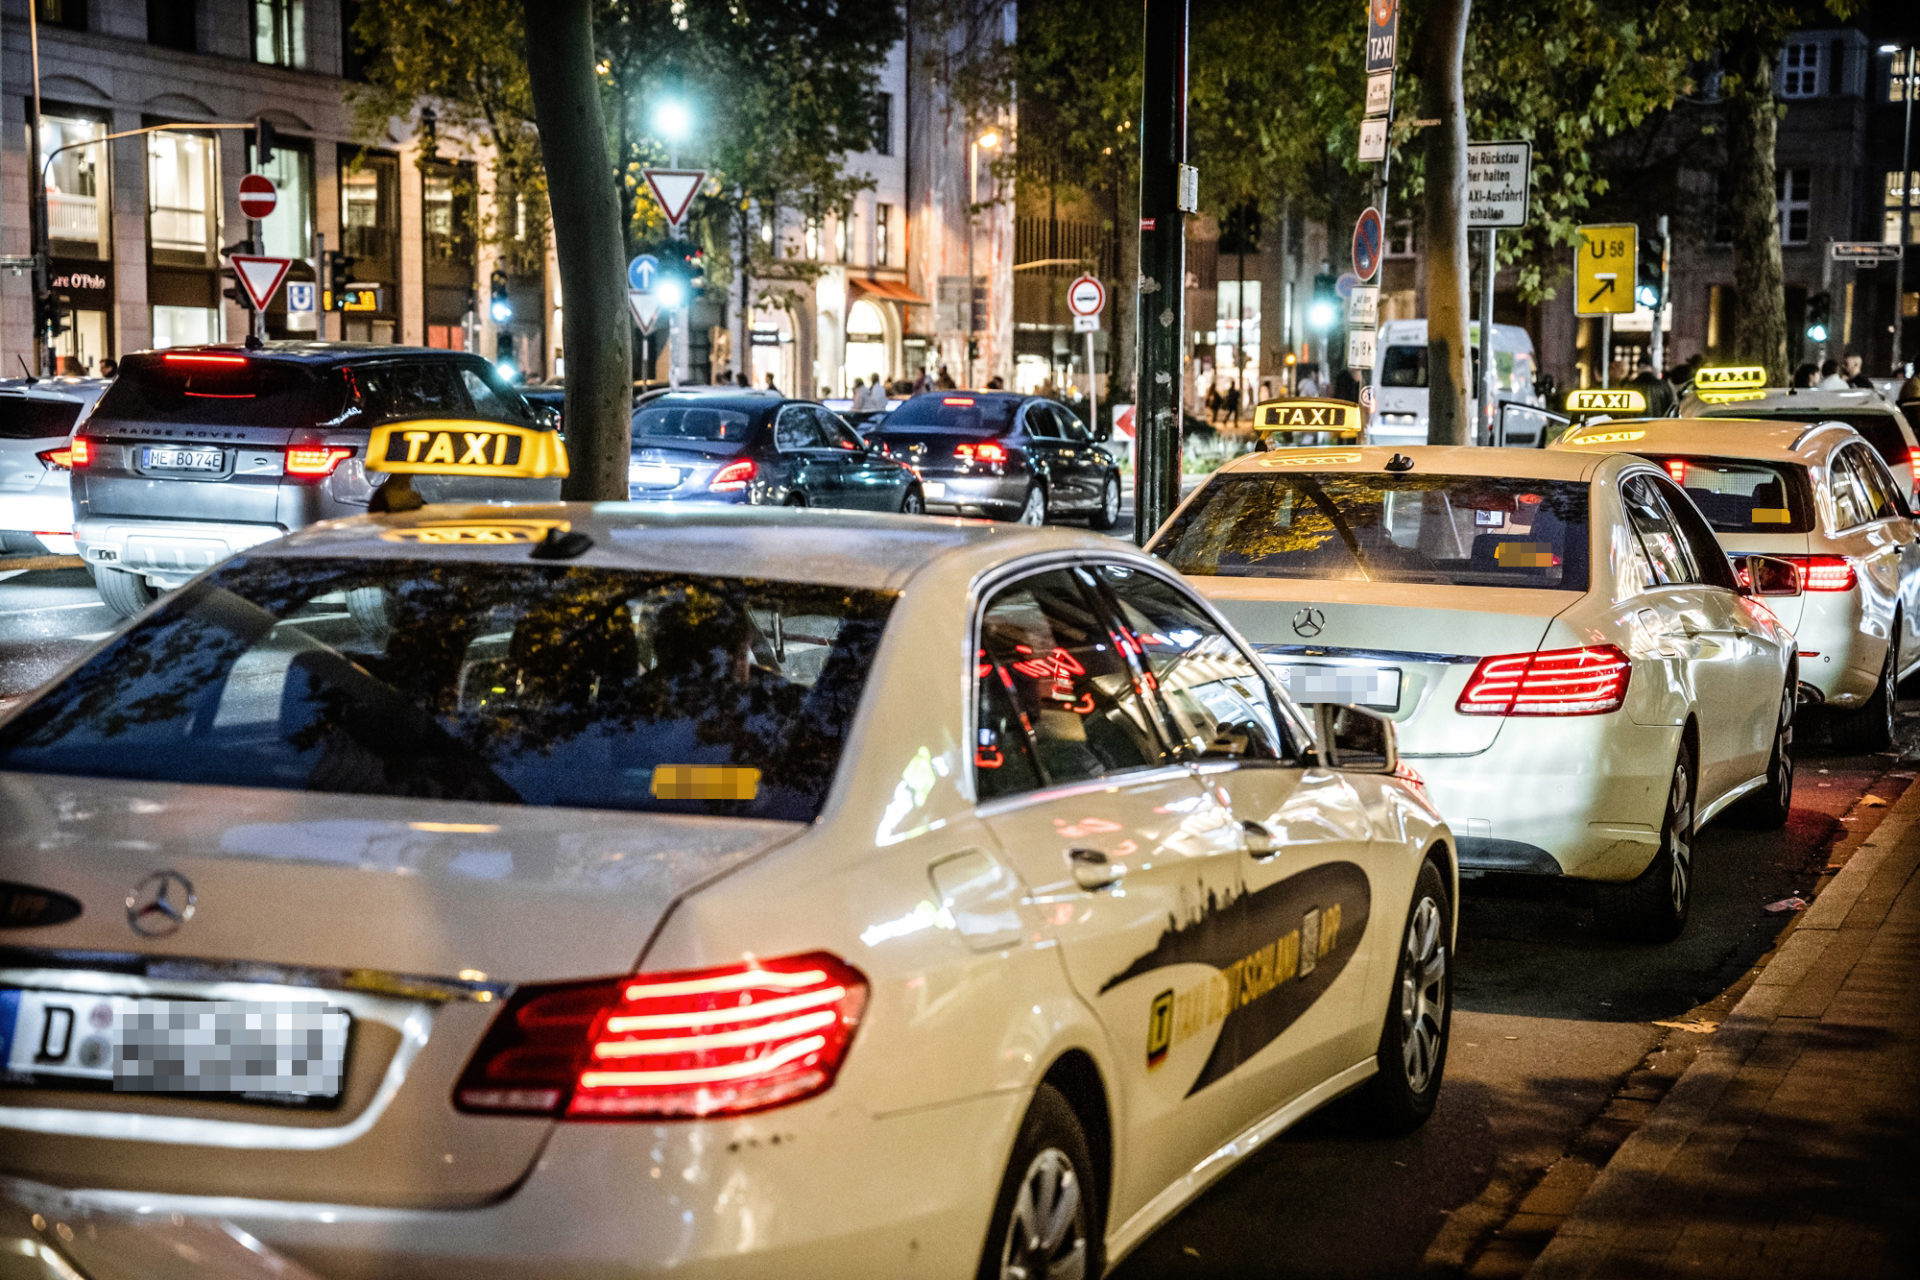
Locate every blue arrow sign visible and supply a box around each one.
[628,254,660,292]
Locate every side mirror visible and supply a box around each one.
[1314,703,1397,774]
[1743,554,1803,598]
[533,405,561,431]
[1534,372,1557,400]
[1095,415,1112,442]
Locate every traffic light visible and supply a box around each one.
[1309,273,1338,331]
[1635,235,1664,310]
[1806,291,1832,344]
[323,251,355,310]
[254,118,277,167]
[685,248,707,298]
[34,291,69,340]
[488,269,513,324]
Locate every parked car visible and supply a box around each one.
[0,505,1451,1278]
[625,392,923,512]
[1553,415,1920,751]
[67,343,558,616]
[0,378,110,555]
[868,392,1124,527]
[1149,444,1799,941]
[1680,384,1920,507]
[1367,320,1552,447]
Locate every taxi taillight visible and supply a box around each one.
[1456,644,1631,717]
[284,446,354,478]
[454,953,868,1120]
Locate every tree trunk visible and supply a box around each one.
[1421,0,1473,446]
[1726,36,1789,384]
[524,0,631,500]
[1112,169,1139,419]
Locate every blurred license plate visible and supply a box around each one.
[0,987,350,1106]
[922,481,947,498]
[141,447,223,472]
[628,464,680,488]
[1271,662,1401,710]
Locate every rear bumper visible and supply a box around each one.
[1410,713,1681,883]
[1786,594,1883,707]
[63,1090,1020,1280]
[0,487,77,554]
[75,517,288,587]
[919,473,1025,518]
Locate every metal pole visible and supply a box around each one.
[1651,214,1670,376]
[1086,328,1099,441]
[1600,314,1612,388]
[28,1,50,376]
[315,231,327,342]
[1893,45,1915,375]
[1817,232,1833,368]
[1476,227,1496,445]
[248,218,267,343]
[1132,0,1189,543]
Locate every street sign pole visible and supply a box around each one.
[1652,214,1670,376]
[1477,227,1496,445]
[1894,43,1915,374]
[1132,0,1190,545]
[1601,315,1612,388]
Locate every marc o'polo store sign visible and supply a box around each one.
[49,260,112,309]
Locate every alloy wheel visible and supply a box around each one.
[1019,488,1047,525]
[1398,896,1448,1094]
[998,1148,1088,1280]
[1668,760,1694,915]
[1102,478,1120,525]
[901,489,925,515]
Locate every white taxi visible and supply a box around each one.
[0,442,1455,1277]
[1150,442,1800,941]
[1552,417,1920,751]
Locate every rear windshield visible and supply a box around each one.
[0,558,894,822]
[0,396,82,440]
[633,403,758,449]
[1645,456,1813,534]
[1702,409,1911,468]
[879,395,1018,435]
[1153,471,1590,591]
[93,358,342,429]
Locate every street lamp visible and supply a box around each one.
[1307,299,1337,331]
[965,126,1005,387]
[1885,43,1915,375]
[653,99,691,161]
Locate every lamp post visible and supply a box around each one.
[966,127,1002,389]
[651,98,691,387]
[1884,44,1916,376]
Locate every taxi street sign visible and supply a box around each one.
[1347,284,1379,328]
[1365,71,1393,116]
[1565,388,1647,415]
[1575,224,1636,316]
[1365,0,1399,74]
[1693,365,1767,392]
[367,420,570,480]
[1255,399,1362,434]
[1464,141,1531,230]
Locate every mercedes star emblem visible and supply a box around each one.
[1291,606,1327,638]
[126,870,196,938]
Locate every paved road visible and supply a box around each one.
[0,552,1907,1278]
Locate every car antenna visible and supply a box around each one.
[14,356,35,385]
[1385,453,1415,472]
[530,527,594,560]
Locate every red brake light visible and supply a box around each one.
[1665,459,1687,484]
[1788,554,1855,592]
[284,446,354,477]
[161,352,249,366]
[454,953,868,1120]
[955,441,1007,464]
[38,446,74,470]
[65,437,93,468]
[1456,644,1632,717]
[943,396,975,406]
[708,458,757,492]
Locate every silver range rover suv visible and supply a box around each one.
[69,343,560,616]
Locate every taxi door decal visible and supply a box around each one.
[1102,861,1371,1096]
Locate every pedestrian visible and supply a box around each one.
[98,357,117,379]
[1224,381,1242,423]
[985,375,1005,390]
[1791,362,1819,389]
[912,367,931,395]
[1816,359,1847,390]
[863,373,886,410]
[1332,366,1360,404]
[736,370,751,388]
[1626,359,1675,417]
[935,364,957,390]
[1204,382,1221,424]
[1297,363,1321,397]
[1840,351,1873,390]
[764,371,780,394]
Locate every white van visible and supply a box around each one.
[1368,319,1550,446]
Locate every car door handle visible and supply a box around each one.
[1068,847,1122,891]
[1242,820,1281,860]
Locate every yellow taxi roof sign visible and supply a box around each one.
[1565,388,1647,416]
[1695,388,1768,405]
[1563,426,1648,446]
[378,520,571,545]
[1693,365,1767,391]
[367,419,569,480]
[1254,398,1361,434]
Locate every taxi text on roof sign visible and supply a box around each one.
[1567,427,1648,446]
[379,520,571,545]
[366,420,570,480]
[1565,388,1647,416]
[1254,399,1361,434]
[1693,365,1767,390]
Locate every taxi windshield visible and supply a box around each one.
[1153,472,1590,591]
[0,558,894,821]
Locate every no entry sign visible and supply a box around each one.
[1352,208,1384,282]
[238,173,278,220]
[1067,274,1106,318]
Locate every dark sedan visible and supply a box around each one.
[867,392,1122,528]
[626,393,925,512]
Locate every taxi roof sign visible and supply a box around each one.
[367,419,570,480]
[379,520,571,545]
[1254,398,1361,434]
[1695,388,1768,405]
[1565,388,1648,416]
[1693,365,1767,391]
[1564,427,1648,446]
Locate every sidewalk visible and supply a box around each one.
[1525,782,1920,1279]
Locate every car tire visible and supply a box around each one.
[899,485,926,515]
[1830,627,1897,755]
[1087,475,1122,531]
[1595,742,1695,943]
[975,1083,1103,1280]
[1344,857,1451,1135]
[1728,682,1794,830]
[345,586,392,641]
[93,565,156,619]
[785,492,808,508]
[1010,485,1047,526]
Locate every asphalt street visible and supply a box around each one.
[0,550,1907,1279]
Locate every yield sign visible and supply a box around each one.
[628,289,661,333]
[643,169,706,228]
[230,255,292,311]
